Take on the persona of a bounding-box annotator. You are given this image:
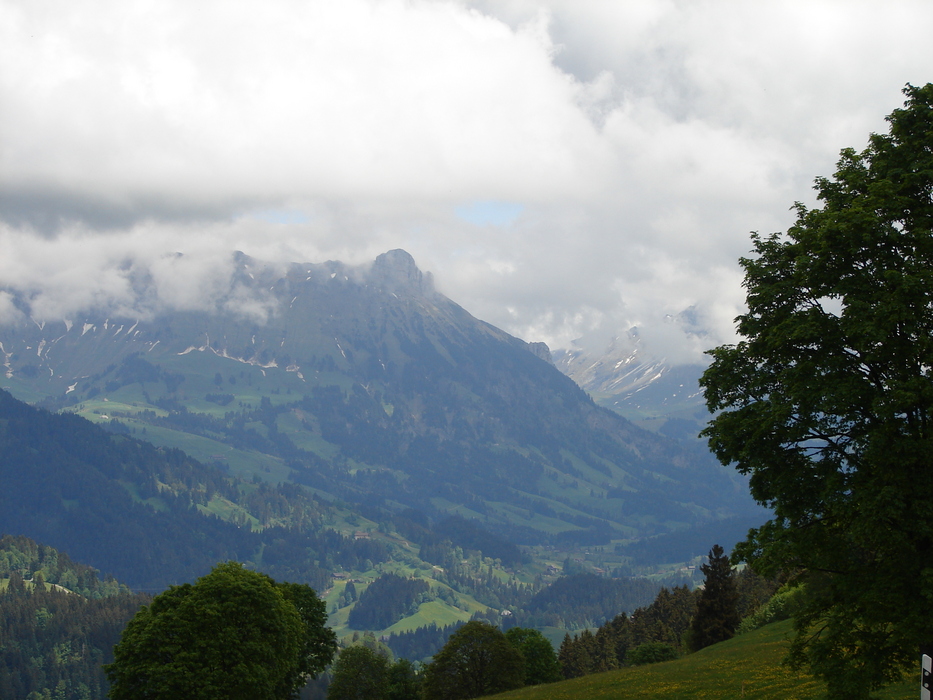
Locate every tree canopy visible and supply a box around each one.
[504,627,561,686]
[326,646,390,700]
[421,621,524,700]
[701,83,933,698]
[104,561,336,700]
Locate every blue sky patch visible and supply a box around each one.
[455,201,524,227]
[250,209,311,225]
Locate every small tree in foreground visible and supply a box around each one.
[689,544,739,651]
[421,621,524,700]
[505,627,561,685]
[327,646,389,700]
[105,561,336,700]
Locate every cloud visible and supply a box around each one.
[3,0,933,362]
[0,1,607,223]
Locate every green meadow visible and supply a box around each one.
[488,620,917,700]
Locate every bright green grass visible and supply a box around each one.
[1,377,62,404]
[116,478,168,512]
[480,500,580,536]
[428,497,487,522]
[120,420,292,483]
[275,411,342,460]
[325,570,492,641]
[488,620,916,700]
[198,495,261,529]
[382,600,474,634]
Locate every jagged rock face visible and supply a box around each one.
[0,250,503,387]
[526,341,553,364]
[369,249,435,296]
[0,250,757,545]
[552,333,709,442]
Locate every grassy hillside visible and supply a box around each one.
[488,620,916,700]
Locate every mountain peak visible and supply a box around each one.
[370,249,434,296]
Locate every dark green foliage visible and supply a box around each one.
[277,580,340,684]
[556,583,697,680]
[628,641,679,665]
[522,573,660,629]
[385,657,422,700]
[0,388,386,591]
[700,83,933,698]
[557,627,619,680]
[0,534,130,599]
[325,645,422,700]
[735,566,782,621]
[557,630,594,679]
[422,621,524,699]
[384,622,464,663]
[736,583,805,634]
[628,585,697,651]
[347,574,429,630]
[616,514,767,566]
[433,516,523,567]
[204,392,235,406]
[0,538,148,700]
[326,646,390,700]
[504,628,561,685]
[689,544,740,651]
[405,514,524,572]
[105,562,336,700]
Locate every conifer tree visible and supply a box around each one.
[557,633,590,679]
[689,544,739,651]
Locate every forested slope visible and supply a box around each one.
[0,388,382,591]
[0,535,149,700]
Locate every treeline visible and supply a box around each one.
[558,585,697,677]
[0,535,129,599]
[556,565,780,680]
[383,621,465,662]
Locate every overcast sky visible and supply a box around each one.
[2,0,932,363]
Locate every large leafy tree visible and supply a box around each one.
[105,561,336,699]
[701,83,933,698]
[421,621,524,700]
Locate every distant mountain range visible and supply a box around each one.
[553,329,710,444]
[0,249,759,549]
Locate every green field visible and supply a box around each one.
[488,620,916,700]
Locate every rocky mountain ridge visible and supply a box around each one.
[0,250,758,548]
[553,331,709,442]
